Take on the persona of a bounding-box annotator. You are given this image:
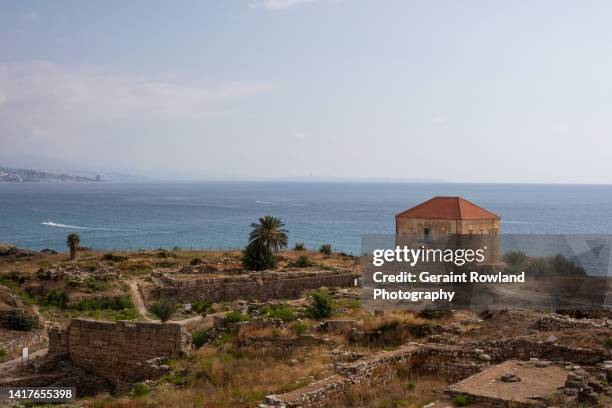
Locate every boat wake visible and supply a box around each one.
[41,221,143,232]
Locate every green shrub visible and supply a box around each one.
[305,289,334,319]
[43,290,68,309]
[75,295,134,311]
[0,310,38,331]
[289,255,314,268]
[101,253,128,262]
[241,244,277,271]
[261,304,295,322]
[452,394,469,406]
[131,382,150,396]
[149,298,177,322]
[294,242,305,251]
[290,322,307,336]
[192,329,211,348]
[222,311,249,325]
[192,300,214,316]
[0,349,6,358]
[502,250,528,273]
[605,337,612,348]
[84,277,111,292]
[319,244,332,256]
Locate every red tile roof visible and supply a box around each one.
[395,196,500,220]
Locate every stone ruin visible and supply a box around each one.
[258,336,612,408]
[151,267,358,303]
[0,299,191,396]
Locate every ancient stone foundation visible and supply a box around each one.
[154,268,357,303]
[48,319,191,384]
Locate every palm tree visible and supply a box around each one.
[66,233,80,260]
[242,216,288,271]
[248,216,288,253]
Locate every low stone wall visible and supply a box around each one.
[240,335,329,349]
[474,337,609,365]
[155,269,357,303]
[261,343,487,407]
[48,319,191,383]
[534,314,611,332]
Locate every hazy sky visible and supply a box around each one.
[1,0,611,183]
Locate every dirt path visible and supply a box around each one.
[0,348,48,374]
[127,279,151,321]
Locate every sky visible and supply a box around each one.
[1,0,611,183]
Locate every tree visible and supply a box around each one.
[66,233,80,260]
[242,216,288,271]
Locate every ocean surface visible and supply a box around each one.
[1,182,612,254]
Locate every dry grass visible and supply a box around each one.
[329,373,447,408]
[86,344,335,408]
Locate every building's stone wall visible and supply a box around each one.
[48,319,191,383]
[155,269,357,303]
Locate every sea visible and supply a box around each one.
[1,182,612,255]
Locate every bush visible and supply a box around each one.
[605,337,612,348]
[75,295,134,311]
[261,304,295,322]
[290,322,307,336]
[192,300,214,316]
[502,250,528,273]
[101,253,128,262]
[241,244,277,271]
[294,242,305,251]
[0,349,6,358]
[149,298,177,322]
[43,290,68,309]
[131,382,150,396]
[0,310,38,331]
[190,258,204,266]
[289,255,314,268]
[222,311,249,325]
[319,244,332,256]
[305,289,334,319]
[84,277,111,292]
[452,395,469,406]
[192,329,212,348]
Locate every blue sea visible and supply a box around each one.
[1,182,612,254]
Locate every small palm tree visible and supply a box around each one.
[149,298,177,322]
[294,242,305,251]
[66,233,80,260]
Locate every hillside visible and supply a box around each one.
[0,166,99,182]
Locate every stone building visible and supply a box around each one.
[395,196,501,242]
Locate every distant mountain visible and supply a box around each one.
[0,166,100,182]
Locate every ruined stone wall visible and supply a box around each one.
[534,314,611,331]
[156,269,357,303]
[0,329,47,359]
[475,337,609,365]
[262,343,486,408]
[49,319,191,383]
